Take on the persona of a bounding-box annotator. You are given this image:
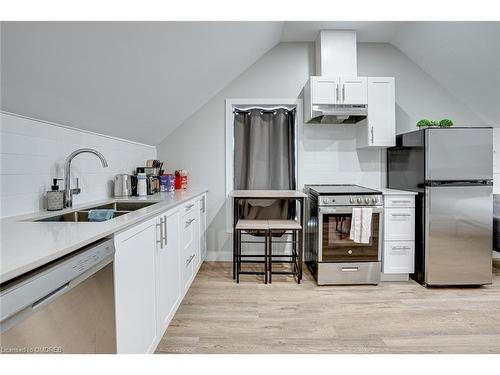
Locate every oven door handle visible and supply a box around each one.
[318,207,383,214]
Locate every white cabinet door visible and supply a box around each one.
[340,76,367,104]
[114,217,158,354]
[181,207,196,291]
[384,208,415,241]
[367,77,395,147]
[156,208,181,334]
[311,77,339,104]
[383,241,415,274]
[193,199,202,270]
[199,194,207,261]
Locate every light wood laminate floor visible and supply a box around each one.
[155,261,500,354]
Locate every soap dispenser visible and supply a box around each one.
[47,178,64,211]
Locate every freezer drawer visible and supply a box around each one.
[425,185,493,285]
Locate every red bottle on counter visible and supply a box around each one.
[175,170,188,190]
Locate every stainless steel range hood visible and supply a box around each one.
[309,104,367,124]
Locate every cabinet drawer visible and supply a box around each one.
[182,210,196,250]
[183,199,196,214]
[384,196,415,208]
[384,208,415,241]
[383,241,414,274]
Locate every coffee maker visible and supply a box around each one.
[136,167,160,195]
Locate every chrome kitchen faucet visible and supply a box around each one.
[63,148,108,208]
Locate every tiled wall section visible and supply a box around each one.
[0,112,156,218]
[301,124,383,188]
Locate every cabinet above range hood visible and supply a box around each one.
[305,30,377,125]
[306,75,368,124]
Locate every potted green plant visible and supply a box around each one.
[416,119,454,128]
[416,119,434,128]
[439,119,454,127]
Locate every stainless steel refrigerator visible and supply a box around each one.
[387,127,493,286]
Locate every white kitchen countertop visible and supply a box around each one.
[231,190,307,198]
[378,188,417,195]
[0,189,207,283]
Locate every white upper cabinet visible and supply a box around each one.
[305,76,369,123]
[339,77,368,105]
[311,76,339,104]
[357,77,396,148]
[310,76,367,105]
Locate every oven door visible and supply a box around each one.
[318,206,383,262]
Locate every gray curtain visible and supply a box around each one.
[234,108,296,221]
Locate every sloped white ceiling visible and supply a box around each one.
[0,22,284,145]
[281,21,405,42]
[390,22,500,126]
[1,21,498,146]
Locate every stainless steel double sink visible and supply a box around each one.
[34,201,158,222]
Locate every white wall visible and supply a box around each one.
[357,43,484,134]
[494,128,500,195]
[157,42,483,260]
[0,112,156,218]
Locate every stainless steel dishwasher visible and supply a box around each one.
[0,238,116,354]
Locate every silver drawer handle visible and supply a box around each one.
[341,267,359,272]
[186,254,195,266]
[185,203,195,210]
[391,200,411,204]
[392,246,411,250]
[391,213,411,217]
[185,218,195,226]
[156,217,165,248]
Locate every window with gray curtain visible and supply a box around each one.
[233,107,296,221]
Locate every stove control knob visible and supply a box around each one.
[349,197,355,204]
[365,197,370,204]
[357,197,362,204]
[371,197,378,204]
[322,198,330,204]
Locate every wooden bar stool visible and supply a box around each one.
[235,219,269,283]
[267,220,303,284]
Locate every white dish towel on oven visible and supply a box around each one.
[349,207,373,244]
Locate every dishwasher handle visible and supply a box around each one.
[31,282,70,310]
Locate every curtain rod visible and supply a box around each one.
[233,106,296,114]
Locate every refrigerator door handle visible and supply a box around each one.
[426,180,493,187]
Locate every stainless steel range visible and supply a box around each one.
[305,185,383,285]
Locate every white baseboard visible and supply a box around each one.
[380,273,410,282]
[206,250,232,261]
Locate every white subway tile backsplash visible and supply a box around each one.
[301,125,384,189]
[0,112,156,218]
